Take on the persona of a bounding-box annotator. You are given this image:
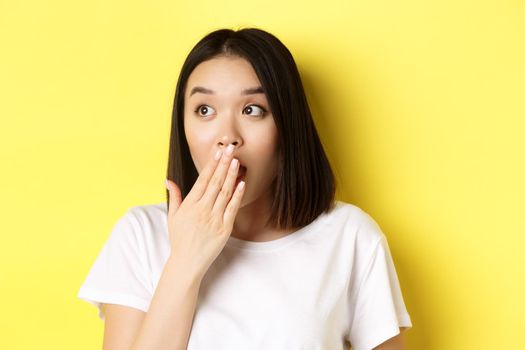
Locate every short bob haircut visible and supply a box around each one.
[166,27,337,230]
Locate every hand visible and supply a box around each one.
[164,146,245,279]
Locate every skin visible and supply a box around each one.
[183,55,296,242]
[371,328,407,350]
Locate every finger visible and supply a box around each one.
[165,179,182,215]
[211,157,240,217]
[223,180,246,230]
[185,149,222,202]
[200,145,235,208]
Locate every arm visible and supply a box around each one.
[101,304,144,350]
[101,148,244,350]
[372,327,408,350]
[101,255,203,350]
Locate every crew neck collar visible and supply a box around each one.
[225,202,341,252]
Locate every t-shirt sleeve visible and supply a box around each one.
[347,228,413,350]
[77,208,152,320]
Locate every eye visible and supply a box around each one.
[194,104,216,117]
[243,104,266,117]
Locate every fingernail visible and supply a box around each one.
[214,149,222,160]
[226,144,234,155]
[165,179,170,191]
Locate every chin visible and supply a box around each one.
[237,193,251,209]
[237,187,260,210]
[238,184,275,211]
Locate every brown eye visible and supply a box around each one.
[195,105,215,117]
[243,104,266,117]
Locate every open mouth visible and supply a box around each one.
[236,165,247,184]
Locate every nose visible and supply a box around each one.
[218,139,240,153]
[216,124,242,152]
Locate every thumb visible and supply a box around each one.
[165,179,182,213]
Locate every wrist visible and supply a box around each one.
[166,255,205,287]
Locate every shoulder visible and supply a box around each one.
[111,202,169,246]
[126,202,167,227]
[329,200,385,239]
[327,200,386,250]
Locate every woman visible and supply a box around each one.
[78,27,412,350]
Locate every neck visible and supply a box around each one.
[231,187,274,242]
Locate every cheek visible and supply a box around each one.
[249,118,278,147]
[251,130,279,172]
[258,128,279,157]
[184,122,215,172]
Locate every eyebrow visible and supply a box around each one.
[189,86,265,97]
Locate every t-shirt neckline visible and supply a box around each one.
[224,203,339,252]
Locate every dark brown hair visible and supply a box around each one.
[166,27,337,230]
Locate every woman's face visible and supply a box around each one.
[183,55,279,207]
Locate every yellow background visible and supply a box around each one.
[1,0,523,348]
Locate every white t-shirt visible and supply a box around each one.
[77,200,412,350]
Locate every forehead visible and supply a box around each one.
[185,56,262,96]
